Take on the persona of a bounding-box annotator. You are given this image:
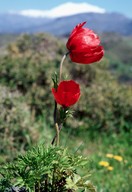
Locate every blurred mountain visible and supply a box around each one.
[0,13,51,33]
[0,12,131,36]
[16,2,106,18]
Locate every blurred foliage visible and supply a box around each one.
[101,33,132,83]
[0,34,68,118]
[0,33,131,134]
[67,60,132,134]
[0,34,18,56]
[0,86,38,162]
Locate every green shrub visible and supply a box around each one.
[0,145,96,192]
[0,86,38,162]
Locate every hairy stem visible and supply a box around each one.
[55,123,59,146]
[51,52,69,145]
[59,54,66,82]
[59,52,69,82]
[51,123,62,145]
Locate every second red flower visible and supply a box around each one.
[52,80,80,108]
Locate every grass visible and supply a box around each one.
[51,128,131,192]
[89,132,132,192]
[0,113,131,191]
[36,116,132,191]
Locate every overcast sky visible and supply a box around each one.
[0,0,131,18]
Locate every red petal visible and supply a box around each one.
[66,22,87,49]
[69,21,86,39]
[61,91,80,107]
[52,81,80,107]
[69,46,104,64]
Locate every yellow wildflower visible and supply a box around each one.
[99,161,109,167]
[106,154,113,158]
[113,155,123,162]
[107,166,114,171]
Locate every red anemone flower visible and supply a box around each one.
[66,21,104,64]
[52,80,80,108]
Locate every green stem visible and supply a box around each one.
[51,53,69,145]
[51,100,58,145]
[59,54,66,82]
[55,123,60,146]
[59,52,69,82]
[51,123,62,145]
[54,101,57,124]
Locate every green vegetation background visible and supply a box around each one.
[0,33,131,192]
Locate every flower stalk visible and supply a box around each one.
[51,21,104,146]
[55,123,59,146]
[59,54,66,82]
[59,52,69,81]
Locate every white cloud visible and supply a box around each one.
[13,2,106,18]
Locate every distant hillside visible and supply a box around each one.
[0,12,132,36]
[0,13,51,34]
